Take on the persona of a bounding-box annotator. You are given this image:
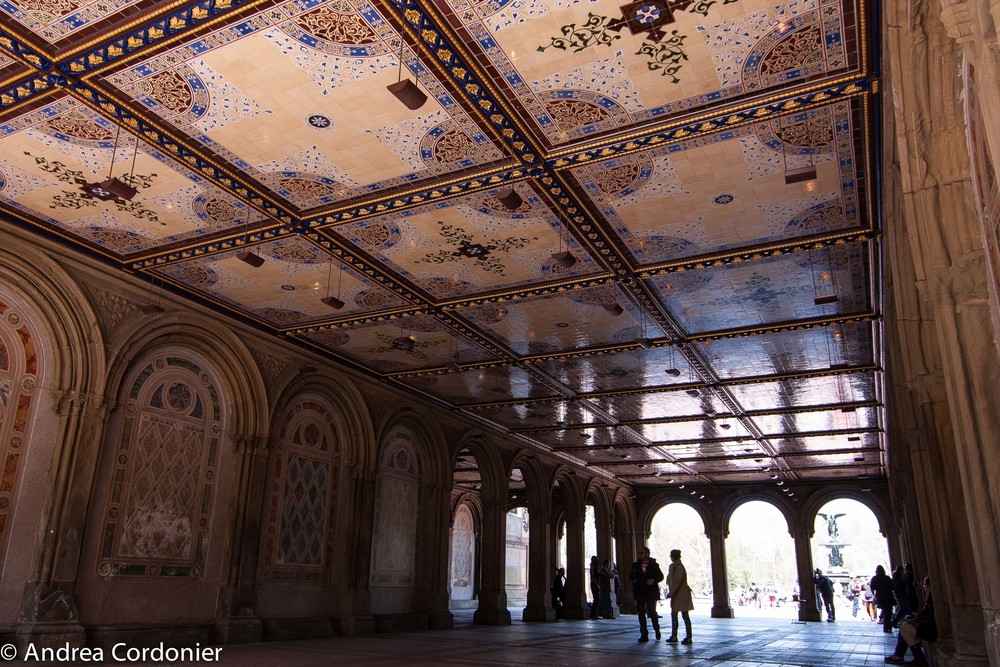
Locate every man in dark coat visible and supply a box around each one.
[629,546,664,642]
[814,568,836,621]
[871,565,895,632]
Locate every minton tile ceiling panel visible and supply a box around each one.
[461,285,648,356]
[751,405,877,435]
[0,99,265,256]
[468,400,602,429]
[0,0,144,44]
[529,347,692,394]
[629,418,752,442]
[332,186,597,299]
[152,236,410,327]
[394,365,560,404]
[648,244,870,334]
[697,321,874,379]
[301,313,500,373]
[585,389,730,422]
[571,103,862,264]
[727,371,876,411]
[444,0,859,144]
[98,0,508,205]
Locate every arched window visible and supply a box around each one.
[370,427,419,587]
[0,300,39,557]
[97,355,222,579]
[262,398,341,582]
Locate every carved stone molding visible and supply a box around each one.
[931,249,989,306]
[940,0,977,44]
[88,286,138,335]
[250,350,286,387]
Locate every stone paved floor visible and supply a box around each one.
[42,611,897,667]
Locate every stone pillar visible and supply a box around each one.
[522,496,555,622]
[16,391,108,650]
[616,530,637,614]
[473,496,511,625]
[791,527,821,622]
[596,517,613,565]
[214,434,267,644]
[424,481,454,630]
[561,513,589,619]
[341,465,376,634]
[707,528,733,618]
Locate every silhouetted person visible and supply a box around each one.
[588,555,600,619]
[629,546,664,642]
[871,564,895,632]
[814,568,835,622]
[665,548,693,644]
[885,576,936,665]
[599,559,614,618]
[550,567,565,619]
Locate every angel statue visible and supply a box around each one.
[817,512,846,539]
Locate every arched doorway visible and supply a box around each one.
[505,467,529,609]
[649,503,711,608]
[726,500,797,613]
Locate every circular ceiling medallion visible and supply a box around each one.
[307,114,332,129]
[713,193,735,205]
[281,284,296,291]
[555,322,570,328]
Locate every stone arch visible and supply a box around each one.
[583,479,614,529]
[639,494,713,540]
[799,486,892,538]
[271,370,375,474]
[105,312,268,443]
[551,467,585,519]
[0,242,106,625]
[721,491,797,537]
[374,406,449,488]
[453,431,504,503]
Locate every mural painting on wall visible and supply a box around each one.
[370,430,419,586]
[0,299,38,552]
[262,399,340,582]
[97,356,221,579]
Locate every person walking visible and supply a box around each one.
[814,569,836,622]
[588,556,601,619]
[629,546,664,642]
[664,548,694,644]
[599,559,615,618]
[871,565,895,632]
[550,567,565,620]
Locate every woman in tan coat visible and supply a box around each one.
[665,549,694,644]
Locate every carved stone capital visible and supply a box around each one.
[939,0,977,44]
[930,249,988,307]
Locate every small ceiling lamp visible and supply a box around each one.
[235,218,265,267]
[387,38,427,110]
[392,324,416,352]
[321,255,345,310]
[87,124,139,201]
[781,120,818,185]
[665,344,681,377]
[639,338,654,350]
[550,224,577,269]
[140,277,164,314]
[602,301,624,316]
[446,333,461,372]
[495,186,523,211]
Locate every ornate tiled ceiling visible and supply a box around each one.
[0,0,882,488]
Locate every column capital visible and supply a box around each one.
[939,0,978,44]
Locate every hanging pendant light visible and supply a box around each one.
[235,219,265,267]
[86,124,138,201]
[495,186,524,211]
[550,225,577,268]
[321,256,345,309]
[387,37,427,110]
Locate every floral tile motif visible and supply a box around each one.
[0,0,140,43]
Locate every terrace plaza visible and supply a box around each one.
[0,0,998,663]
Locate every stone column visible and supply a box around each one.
[561,513,589,619]
[16,390,108,650]
[707,528,733,618]
[214,434,268,644]
[616,530,637,614]
[341,465,376,634]
[473,495,511,625]
[791,527,821,622]
[424,481,454,630]
[522,496,555,622]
